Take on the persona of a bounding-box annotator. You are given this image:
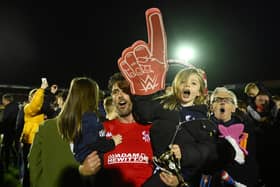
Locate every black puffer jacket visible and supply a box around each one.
[210,111,259,187]
[133,94,235,185]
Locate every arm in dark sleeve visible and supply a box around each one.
[234,109,259,158]
[132,93,162,124]
[180,142,211,170]
[74,113,115,163]
[175,121,218,173]
[181,139,234,173]
[41,89,56,118]
[178,120,235,174]
[91,136,115,153]
[213,138,235,170]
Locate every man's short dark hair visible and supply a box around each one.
[108,72,130,95]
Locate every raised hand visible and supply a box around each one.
[40,78,48,89]
[118,8,168,95]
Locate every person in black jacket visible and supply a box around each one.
[130,68,238,187]
[207,87,259,187]
[0,93,19,170]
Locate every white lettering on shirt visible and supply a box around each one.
[107,153,149,164]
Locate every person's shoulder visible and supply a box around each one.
[233,109,253,124]
[103,118,118,125]
[103,119,118,132]
[185,118,216,127]
[45,117,57,124]
[39,118,57,131]
[82,112,98,119]
[8,101,19,109]
[195,104,208,111]
[82,112,101,125]
[185,104,209,118]
[131,120,152,130]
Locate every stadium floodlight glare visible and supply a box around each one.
[176,46,195,62]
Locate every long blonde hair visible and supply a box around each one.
[57,77,100,142]
[158,68,207,110]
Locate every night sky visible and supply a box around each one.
[0,1,279,91]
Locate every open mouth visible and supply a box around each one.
[220,108,225,113]
[118,100,127,106]
[183,89,190,95]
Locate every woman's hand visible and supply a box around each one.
[79,151,101,176]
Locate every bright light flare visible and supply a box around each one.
[176,46,195,62]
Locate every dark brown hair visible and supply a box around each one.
[57,77,100,142]
[108,72,131,95]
